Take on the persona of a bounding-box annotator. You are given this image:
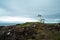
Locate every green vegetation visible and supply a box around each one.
[0,22,60,40]
[15,22,60,40]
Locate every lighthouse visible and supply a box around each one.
[37,14,45,23]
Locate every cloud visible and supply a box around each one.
[0,16,59,23]
[0,0,60,23]
[0,8,12,16]
[0,16,37,23]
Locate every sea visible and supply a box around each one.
[0,23,19,26]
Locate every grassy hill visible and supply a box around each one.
[0,22,60,40]
[15,22,60,40]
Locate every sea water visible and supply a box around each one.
[0,23,17,26]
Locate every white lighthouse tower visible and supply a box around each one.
[37,14,45,23]
[38,14,42,23]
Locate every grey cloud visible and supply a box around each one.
[0,0,60,20]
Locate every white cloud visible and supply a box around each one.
[0,16,59,23]
[0,16,37,23]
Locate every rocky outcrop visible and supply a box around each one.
[0,22,60,40]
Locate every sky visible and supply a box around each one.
[0,0,60,23]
